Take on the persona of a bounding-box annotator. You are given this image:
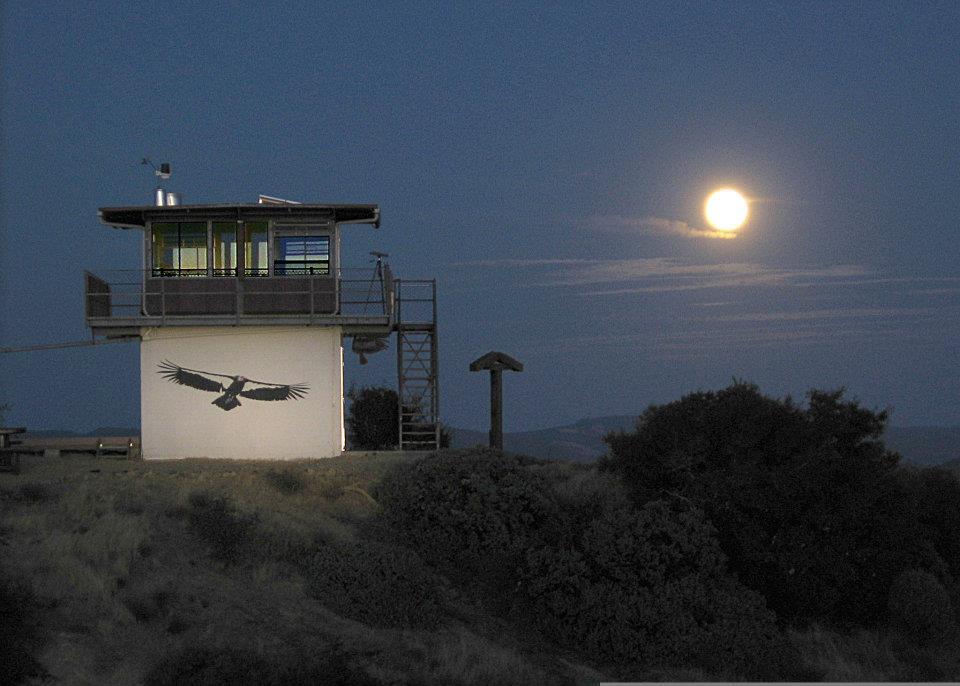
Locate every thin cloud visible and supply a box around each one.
[588,214,737,240]
[449,258,600,268]
[453,256,873,294]
[556,260,869,292]
[690,306,939,324]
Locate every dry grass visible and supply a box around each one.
[788,622,960,681]
[0,452,600,685]
[789,624,902,681]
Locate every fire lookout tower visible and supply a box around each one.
[85,187,439,459]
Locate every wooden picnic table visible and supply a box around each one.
[0,427,26,449]
[0,427,26,473]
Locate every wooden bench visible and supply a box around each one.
[95,437,139,459]
[0,427,27,473]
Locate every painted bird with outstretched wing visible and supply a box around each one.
[157,360,309,411]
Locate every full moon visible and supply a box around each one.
[704,188,748,231]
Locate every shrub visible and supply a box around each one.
[144,644,376,686]
[602,382,940,626]
[379,451,798,677]
[123,588,171,623]
[187,492,258,564]
[15,481,53,503]
[263,469,304,495]
[0,576,46,684]
[347,385,451,450]
[519,501,791,678]
[377,449,554,589]
[347,386,399,450]
[303,539,443,629]
[888,569,955,643]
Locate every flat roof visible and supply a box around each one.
[98,203,380,229]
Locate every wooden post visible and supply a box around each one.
[469,351,523,452]
[490,368,503,449]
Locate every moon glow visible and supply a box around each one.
[704,189,748,231]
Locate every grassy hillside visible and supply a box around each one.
[3,446,959,683]
[0,452,601,685]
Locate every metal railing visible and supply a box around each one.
[84,267,394,324]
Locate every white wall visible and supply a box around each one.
[140,326,344,459]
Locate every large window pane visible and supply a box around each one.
[275,235,330,275]
[178,222,207,276]
[151,223,179,275]
[244,222,268,276]
[213,222,237,275]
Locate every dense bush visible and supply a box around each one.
[0,576,46,684]
[347,386,399,450]
[895,467,960,594]
[603,382,952,626]
[377,449,554,589]
[303,539,443,629]
[145,644,377,686]
[888,569,955,643]
[378,450,798,678]
[347,385,451,450]
[519,501,791,678]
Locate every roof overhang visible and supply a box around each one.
[98,203,381,229]
[469,351,524,372]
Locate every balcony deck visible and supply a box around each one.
[85,269,395,336]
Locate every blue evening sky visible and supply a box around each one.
[2,2,959,432]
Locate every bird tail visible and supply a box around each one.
[212,394,241,411]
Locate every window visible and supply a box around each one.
[243,222,269,276]
[151,222,208,276]
[212,222,238,275]
[275,235,330,275]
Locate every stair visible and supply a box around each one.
[395,280,439,450]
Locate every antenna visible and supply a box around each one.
[142,158,174,205]
[141,158,171,179]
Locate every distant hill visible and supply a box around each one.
[883,426,960,467]
[24,419,960,466]
[24,427,139,439]
[450,418,960,466]
[449,415,637,462]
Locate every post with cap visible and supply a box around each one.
[469,351,523,450]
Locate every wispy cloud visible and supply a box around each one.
[452,256,872,294]
[587,214,737,240]
[690,306,939,324]
[536,307,956,359]
[555,260,869,293]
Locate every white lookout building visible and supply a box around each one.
[86,192,438,459]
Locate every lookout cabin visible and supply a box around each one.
[85,192,439,459]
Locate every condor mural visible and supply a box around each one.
[157,360,309,410]
[140,326,344,460]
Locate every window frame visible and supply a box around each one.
[148,221,209,277]
[271,223,335,277]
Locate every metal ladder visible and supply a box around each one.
[395,279,439,450]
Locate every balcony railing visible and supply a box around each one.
[84,267,395,331]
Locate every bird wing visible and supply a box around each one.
[157,360,227,393]
[239,382,309,402]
